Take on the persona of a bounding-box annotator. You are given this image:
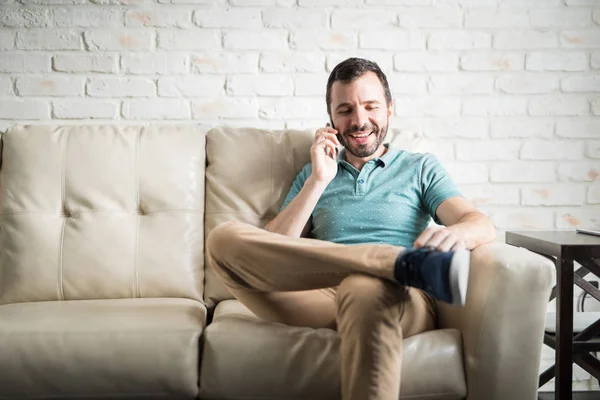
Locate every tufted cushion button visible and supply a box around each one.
[63,207,71,218]
[138,204,145,215]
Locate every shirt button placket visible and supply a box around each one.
[356,163,372,195]
[357,175,366,195]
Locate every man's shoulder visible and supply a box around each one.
[389,149,436,168]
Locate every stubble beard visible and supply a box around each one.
[338,118,389,158]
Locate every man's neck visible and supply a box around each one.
[344,145,387,171]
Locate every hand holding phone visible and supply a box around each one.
[309,123,340,184]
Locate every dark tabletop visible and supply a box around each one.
[506,231,600,258]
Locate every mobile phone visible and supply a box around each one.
[329,120,341,149]
[576,228,600,237]
[326,121,340,158]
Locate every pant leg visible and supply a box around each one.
[206,220,401,328]
[336,274,436,400]
[226,287,339,329]
[206,220,400,292]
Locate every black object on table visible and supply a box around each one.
[506,231,600,400]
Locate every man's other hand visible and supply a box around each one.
[413,226,466,252]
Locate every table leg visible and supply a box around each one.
[556,256,574,400]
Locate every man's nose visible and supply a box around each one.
[351,108,368,129]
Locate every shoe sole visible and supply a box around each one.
[449,250,470,306]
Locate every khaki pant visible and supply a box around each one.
[206,221,436,400]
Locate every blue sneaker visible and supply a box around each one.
[394,247,470,306]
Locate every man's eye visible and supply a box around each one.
[339,110,350,114]
[366,106,378,110]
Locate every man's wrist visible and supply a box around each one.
[305,175,330,193]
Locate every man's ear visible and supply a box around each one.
[387,101,393,117]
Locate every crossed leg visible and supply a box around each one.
[206,221,436,400]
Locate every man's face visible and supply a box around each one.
[329,71,392,158]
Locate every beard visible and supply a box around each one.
[336,119,389,158]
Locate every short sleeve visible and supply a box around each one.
[420,154,462,224]
[280,163,313,212]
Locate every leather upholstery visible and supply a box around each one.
[0,124,556,400]
[204,126,314,307]
[438,242,555,400]
[200,299,466,400]
[0,125,206,304]
[201,125,554,400]
[0,298,206,399]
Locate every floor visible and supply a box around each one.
[538,392,600,399]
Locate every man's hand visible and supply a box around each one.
[413,226,466,252]
[309,123,340,185]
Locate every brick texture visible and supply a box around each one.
[0,2,599,275]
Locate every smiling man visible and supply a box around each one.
[206,57,496,400]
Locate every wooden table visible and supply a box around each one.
[506,231,600,400]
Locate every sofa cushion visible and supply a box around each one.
[0,125,206,304]
[0,297,206,399]
[203,126,428,307]
[199,300,466,400]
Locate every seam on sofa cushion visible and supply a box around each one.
[401,394,465,400]
[198,392,333,400]
[0,209,203,216]
[269,131,274,214]
[134,129,141,299]
[57,217,67,301]
[198,392,464,400]
[198,390,463,400]
[58,129,70,301]
[134,213,141,298]
[3,329,203,336]
[204,211,277,217]
[0,392,189,399]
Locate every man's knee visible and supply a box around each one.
[336,274,403,317]
[206,220,247,265]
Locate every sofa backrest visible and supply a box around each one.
[0,125,206,305]
[203,126,428,308]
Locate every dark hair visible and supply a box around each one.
[325,57,392,117]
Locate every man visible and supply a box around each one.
[206,57,496,400]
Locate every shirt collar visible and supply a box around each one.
[379,143,399,167]
[337,143,398,168]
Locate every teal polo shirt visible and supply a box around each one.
[280,144,462,248]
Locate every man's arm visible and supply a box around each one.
[414,196,496,251]
[264,177,327,238]
[264,124,340,238]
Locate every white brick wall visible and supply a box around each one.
[16,75,85,96]
[52,98,118,119]
[526,52,588,72]
[87,77,155,97]
[0,4,599,390]
[520,139,584,160]
[490,162,556,183]
[461,52,524,71]
[16,29,81,50]
[54,54,118,73]
[0,76,12,96]
[85,30,155,51]
[160,76,225,97]
[125,8,192,28]
[0,53,50,72]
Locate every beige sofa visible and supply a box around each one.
[0,124,555,400]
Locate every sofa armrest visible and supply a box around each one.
[437,242,555,400]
